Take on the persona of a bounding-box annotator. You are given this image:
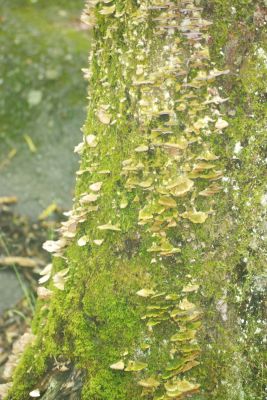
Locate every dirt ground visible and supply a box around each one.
[0,0,89,386]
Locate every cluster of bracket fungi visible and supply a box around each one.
[120,0,228,398]
[41,0,229,398]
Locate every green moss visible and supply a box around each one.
[6,1,267,399]
[193,2,267,399]
[82,368,139,400]
[6,342,47,400]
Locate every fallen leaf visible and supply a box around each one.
[23,135,37,153]
[0,256,40,268]
[0,383,12,399]
[3,332,35,380]
[0,196,17,205]
[38,202,58,220]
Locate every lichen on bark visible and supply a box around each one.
[4,1,266,400]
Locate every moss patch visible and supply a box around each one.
[6,1,267,399]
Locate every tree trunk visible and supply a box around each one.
[4,1,266,399]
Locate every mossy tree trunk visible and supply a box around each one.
[4,1,266,399]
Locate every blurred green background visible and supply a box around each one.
[0,0,89,217]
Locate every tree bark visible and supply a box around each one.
[4,1,266,399]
